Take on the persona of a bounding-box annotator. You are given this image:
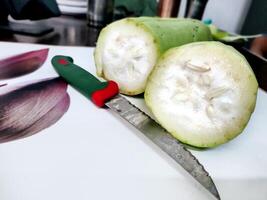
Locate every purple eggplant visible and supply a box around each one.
[0,77,70,143]
[0,48,49,79]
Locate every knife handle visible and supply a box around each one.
[51,55,119,107]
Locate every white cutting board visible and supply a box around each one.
[0,42,266,200]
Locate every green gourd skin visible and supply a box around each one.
[133,17,213,54]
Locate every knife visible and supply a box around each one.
[51,55,220,200]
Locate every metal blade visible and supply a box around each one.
[106,95,220,200]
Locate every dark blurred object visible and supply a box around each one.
[185,0,209,20]
[157,0,208,19]
[0,15,101,47]
[0,22,54,36]
[241,0,267,35]
[0,0,60,20]
[0,0,60,36]
[157,0,181,17]
[114,0,157,20]
[236,46,267,92]
[250,36,267,58]
[0,0,8,23]
[87,0,114,27]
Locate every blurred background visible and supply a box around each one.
[0,0,266,57]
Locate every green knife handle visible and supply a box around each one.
[51,55,119,107]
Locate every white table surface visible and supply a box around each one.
[0,42,266,200]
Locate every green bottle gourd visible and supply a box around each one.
[94,17,212,95]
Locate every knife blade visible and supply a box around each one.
[51,55,220,200]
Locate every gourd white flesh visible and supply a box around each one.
[145,42,258,148]
[95,20,157,95]
[94,17,212,95]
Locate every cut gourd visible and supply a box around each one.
[94,17,212,95]
[145,42,258,148]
